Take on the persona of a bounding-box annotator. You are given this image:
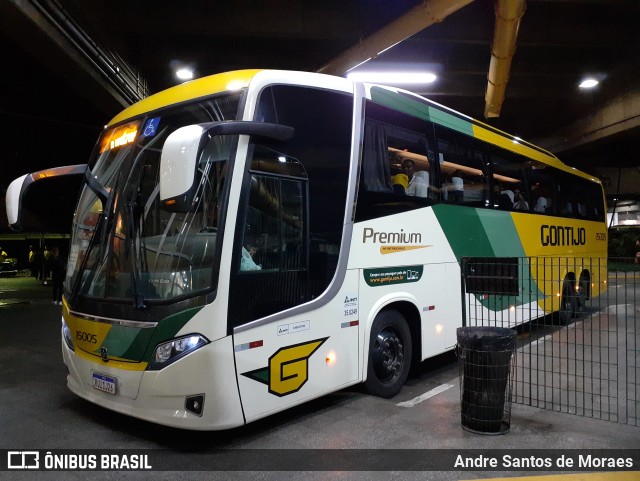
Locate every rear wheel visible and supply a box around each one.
[364,309,412,398]
[559,280,576,325]
[574,273,590,315]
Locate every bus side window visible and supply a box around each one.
[436,128,488,207]
[529,161,555,215]
[490,151,528,212]
[239,173,305,272]
[355,109,436,221]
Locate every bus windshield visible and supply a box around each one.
[66,94,241,304]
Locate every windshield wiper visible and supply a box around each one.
[125,200,146,309]
[69,173,118,303]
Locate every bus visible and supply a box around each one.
[6,69,607,430]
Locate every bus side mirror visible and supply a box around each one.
[5,164,87,231]
[159,125,205,212]
[159,121,294,212]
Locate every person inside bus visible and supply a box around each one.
[534,195,548,213]
[448,170,464,203]
[498,188,514,210]
[241,246,262,271]
[513,189,529,210]
[401,159,428,198]
[390,173,408,195]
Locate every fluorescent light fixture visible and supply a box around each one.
[176,68,194,81]
[579,78,599,89]
[347,72,437,84]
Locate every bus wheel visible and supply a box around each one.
[559,281,576,325]
[574,283,585,317]
[365,309,412,398]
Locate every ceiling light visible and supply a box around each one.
[579,78,599,89]
[175,68,194,81]
[346,72,437,84]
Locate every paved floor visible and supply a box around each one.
[0,275,638,481]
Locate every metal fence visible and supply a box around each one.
[462,256,639,426]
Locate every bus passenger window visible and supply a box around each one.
[490,152,528,212]
[355,108,437,221]
[529,162,555,215]
[436,131,488,207]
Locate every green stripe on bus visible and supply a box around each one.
[432,204,496,259]
[369,87,474,136]
[478,210,527,258]
[433,205,544,311]
[101,326,152,359]
[98,306,204,362]
[433,205,527,259]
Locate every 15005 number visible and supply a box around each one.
[76,331,97,344]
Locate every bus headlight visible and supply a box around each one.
[147,334,209,370]
[62,318,74,351]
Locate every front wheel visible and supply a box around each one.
[364,309,412,398]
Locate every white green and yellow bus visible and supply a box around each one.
[6,69,607,429]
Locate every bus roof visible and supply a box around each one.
[107,69,263,127]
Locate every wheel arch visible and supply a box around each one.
[363,297,422,380]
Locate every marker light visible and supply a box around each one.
[326,351,336,365]
[435,324,443,334]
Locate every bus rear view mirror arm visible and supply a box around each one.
[159,121,294,212]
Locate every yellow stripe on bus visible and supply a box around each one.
[108,69,263,127]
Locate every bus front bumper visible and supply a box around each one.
[62,334,245,430]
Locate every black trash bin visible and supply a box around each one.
[457,326,517,434]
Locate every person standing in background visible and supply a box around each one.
[42,245,51,279]
[49,246,66,305]
[28,245,37,277]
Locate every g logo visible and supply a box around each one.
[242,338,328,397]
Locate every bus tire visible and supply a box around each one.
[574,285,585,317]
[559,280,576,325]
[365,309,412,399]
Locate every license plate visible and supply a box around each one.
[92,372,116,395]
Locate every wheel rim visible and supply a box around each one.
[372,326,404,384]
